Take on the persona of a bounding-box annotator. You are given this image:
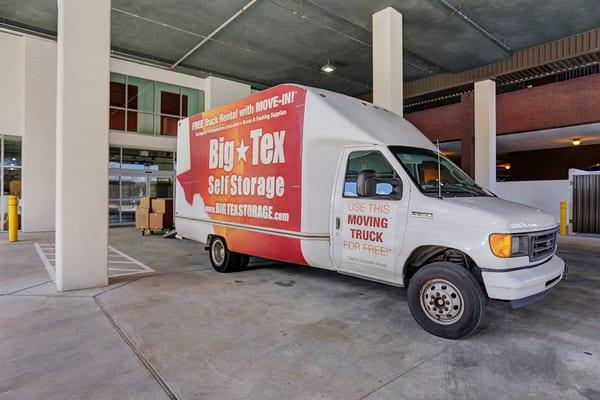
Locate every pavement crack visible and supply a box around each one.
[94,296,180,400]
[2,279,53,296]
[358,346,448,400]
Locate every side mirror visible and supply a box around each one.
[377,178,403,199]
[357,170,403,199]
[357,169,377,197]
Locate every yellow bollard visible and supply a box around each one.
[559,200,567,236]
[8,195,18,242]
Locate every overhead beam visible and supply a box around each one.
[405,28,600,98]
[432,0,511,54]
[169,0,259,70]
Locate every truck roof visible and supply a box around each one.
[279,83,437,151]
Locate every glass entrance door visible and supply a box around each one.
[120,174,148,224]
[108,147,175,226]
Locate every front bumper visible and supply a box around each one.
[482,255,565,301]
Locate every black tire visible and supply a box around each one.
[237,255,250,269]
[407,262,487,339]
[208,236,241,273]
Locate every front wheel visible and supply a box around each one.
[407,262,487,339]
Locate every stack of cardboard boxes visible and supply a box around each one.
[135,196,173,231]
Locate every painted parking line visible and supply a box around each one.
[34,243,154,279]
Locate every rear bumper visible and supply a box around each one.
[482,255,565,301]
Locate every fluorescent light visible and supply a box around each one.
[572,138,581,146]
[321,63,336,73]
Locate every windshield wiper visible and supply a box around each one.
[441,183,485,196]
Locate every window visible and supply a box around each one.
[1,135,22,231]
[390,146,490,197]
[109,74,204,136]
[343,150,400,199]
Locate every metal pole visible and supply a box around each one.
[560,200,567,236]
[169,0,260,70]
[437,139,442,199]
[433,0,511,54]
[8,195,18,242]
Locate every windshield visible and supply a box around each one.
[389,146,492,197]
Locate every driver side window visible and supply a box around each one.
[343,150,401,199]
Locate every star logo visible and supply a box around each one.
[236,138,249,162]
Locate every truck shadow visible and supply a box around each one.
[241,243,600,339]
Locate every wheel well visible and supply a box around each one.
[403,246,481,287]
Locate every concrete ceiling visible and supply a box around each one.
[438,123,600,157]
[497,124,600,153]
[1,0,599,96]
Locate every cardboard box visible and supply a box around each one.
[135,207,150,229]
[149,212,173,230]
[151,198,173,215]
[139,196,155,209]
[9,180,21,197]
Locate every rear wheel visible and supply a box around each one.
[407,262,487,339]
[209,236,244,273]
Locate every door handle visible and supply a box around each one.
[335,217,340,230]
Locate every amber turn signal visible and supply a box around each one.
[489,233,512,258]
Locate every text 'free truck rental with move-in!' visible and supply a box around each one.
[175,84,565,339]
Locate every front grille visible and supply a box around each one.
[529,229,558,261]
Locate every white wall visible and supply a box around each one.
[22,36,57,232]
[205,76,251,108]
[0,31,24,135]
[109,131,176,152]
[495,180,570,223]
[110,58,207,92]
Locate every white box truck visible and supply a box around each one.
[175,84,565,339]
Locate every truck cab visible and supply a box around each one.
[331,144,564,338]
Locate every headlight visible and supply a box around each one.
[489,233,529,258]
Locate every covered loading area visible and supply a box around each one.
[0,1,599,399]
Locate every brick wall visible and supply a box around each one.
[404,73,600,176]
[405,93,474,175]
[497,73,600,134]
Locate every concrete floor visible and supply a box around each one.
[1,228,599,400]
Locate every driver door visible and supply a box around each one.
[331,147,410,283]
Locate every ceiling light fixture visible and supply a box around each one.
[504,163,511,170]
[572,138,582,146]
[321,61,336,73]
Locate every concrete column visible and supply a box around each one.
[372,7,403,117]
[55,0,110,291]
[474,80,496,191]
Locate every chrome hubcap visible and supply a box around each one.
[212,240,225,265]
[419,279,464,325]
